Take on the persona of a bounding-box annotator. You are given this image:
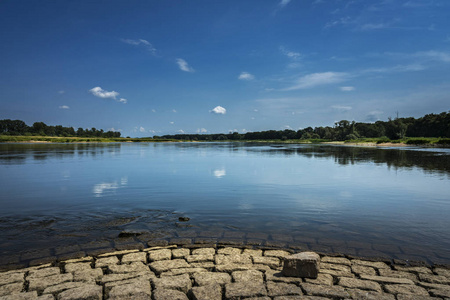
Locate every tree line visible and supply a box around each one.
[157,111,450,141]
[0,120,121,138]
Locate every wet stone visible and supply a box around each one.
[266,281,303,297]
[191,284,222,300]
[193,272,231,286]
[153,288,188,300]
[225,281,267,299]
[57,252,87,263]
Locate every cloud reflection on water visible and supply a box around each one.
[93,177,128,197]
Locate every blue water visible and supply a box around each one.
[0,142,449,264]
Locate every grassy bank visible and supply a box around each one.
[0,135,172,143]
[342,137,450,146]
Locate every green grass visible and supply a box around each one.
[0,135,175,143]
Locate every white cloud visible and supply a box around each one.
[89,87,128,104]
[238,72,255,81]
[360,23,390,31]
[197,128,207,133]
[121,38,157,55]
[172,109,177,113]
[176,58,194,72]
[89,86,119,99]
[279,0,291,8]
[279,46,301,59]
[340,86,355,91]
[414,51,450,63]
[151,109,156,113]
[58,90,65,94]
[139,127,145,133]
[332,105,352,111]
[177,129,185,134]
[363,64,426,74]
[284,72,349,90]
[210,106,227,114]
[59,105,70,109]
[107,128,122,132]
[170,122,174,125]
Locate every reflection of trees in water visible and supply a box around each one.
[253,145,450,177]
[0,143,122,164]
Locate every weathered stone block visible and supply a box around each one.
[95,256,119,268]
[253,256,280,269]
[282,252,320,278]
[28,273,73,292]
[301,282,349,298]
[265,250,291,259]
[152,274,192,293]
[107,280,151,299]
[148,249,172,262]
[152,288,188,300]
[225,281,267,299]
[121,252,147,264]
[0,283,23,297]
[267,281,303,297]
[172,248,190,259]
[232,270,264,283]
[149,259,190,274]
[338,277,382,292]
[57,284,102,300]
[383,284,428,295]
[191,284,222,300]
[193,272,231,286]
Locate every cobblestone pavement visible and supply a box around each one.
[0,245,449,299]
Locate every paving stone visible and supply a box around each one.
[172,248,190,259]
[215,254,252,265]
[28,267,61,279]
[152,288,188,300]
[28,273,73,292]
[273,296,328,300]
[108,261,149,273]
[416,281,450,291]
[253,256,280,269]
[265,270,303,285]
[100,271,154,283]
[160,267,208,276]
[193,272,231,286]
[243,249,263,257]
[434,267,450,277]
[320,262,354,278]
[321,256,351,266]
[378,269,417,282]
[301,282,349,298]
[225,281,267,299]
[98,249,139,257]
[62,257,93,264]
[351,264,377,276]
[42,282,87,294]
[338,277,382,292]
[383,284,429,295]
[72,269,103,282]
[418,273,450,284]
[359,274,415,285]
[282,252,320,278]
[192,248,215,256]
[57,284,102,300]
[0,291,40,300]
[232,270,264,283]
[429,288,450,298]
[266,281,303,297]
[346,288,396,300]
[152,274,192,293]
[352,259,390,269]
[264,250,291,259]
[149,259,190,274]
[393,265,433,274]
[148,249,172,262]
[0,283,23,297]
[189,262,215,270]
[191,284,222,300]
[396,295,440,300]
[107,280,151,299]
[95,256,119,268]
[186,254,214,263]
[0,272,24,286]
[217,247,242,255]
[121,252,147,264]
[304,273,333,286]
[64,263,92,273]
[215,264,254,272]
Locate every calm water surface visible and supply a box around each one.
[0,142,449,265]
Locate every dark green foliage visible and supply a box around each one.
[0,120,120,138]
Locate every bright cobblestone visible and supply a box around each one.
[0,245,448,299]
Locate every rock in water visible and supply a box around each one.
[282,251,320,278]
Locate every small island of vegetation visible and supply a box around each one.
[1,111,449,145]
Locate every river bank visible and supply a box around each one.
[1,244,449,299]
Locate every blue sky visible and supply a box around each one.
[0,0,449,137]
